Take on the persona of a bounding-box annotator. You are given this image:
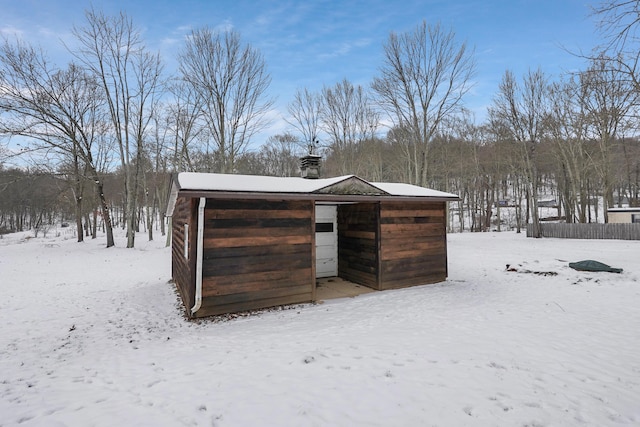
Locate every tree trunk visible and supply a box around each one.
[93,177,115,248]
[74,191,84,243]
[157,187,166,237]
[165,217,172,247]
[92,208,98,239]
[126,166,136,248]
[529,182,542,238]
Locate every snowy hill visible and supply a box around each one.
[1,229,639,426]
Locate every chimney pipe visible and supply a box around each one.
[300,154,321,179]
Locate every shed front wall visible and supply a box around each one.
[379,201,447,289]
[170,195,450,318]
[197,198,315,317]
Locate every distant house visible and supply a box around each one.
[538,199,559,208]
[607,207,640,224]
[165,161,459,318]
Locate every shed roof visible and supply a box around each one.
[607,207,640,212]
[166,172,459,216]
[177,172,370,194]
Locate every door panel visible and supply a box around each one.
[315,205,337,278]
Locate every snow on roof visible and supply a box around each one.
[372,182,459,198]
[176,172,356,193]
[176,172,458,197]
[166,172,459,216]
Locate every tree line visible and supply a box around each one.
[0,165,165,239]
[1,3,639,246]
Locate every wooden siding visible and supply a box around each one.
[171,196,197,312]
[379,201,447,289]
[170,194,452,318]
[337,203,379,289]
[196,199,314,317]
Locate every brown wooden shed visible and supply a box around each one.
[165,172,459,318]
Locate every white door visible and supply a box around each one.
[315,205,338,278]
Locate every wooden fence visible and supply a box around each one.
[527,223,640,240]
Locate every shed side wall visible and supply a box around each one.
[337,203,379,289]
[379,201,447,289]
[198,198,314,317]
[171,196,197,312]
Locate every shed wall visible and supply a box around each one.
[337,203,380,289]
[197,198,314,317]
[171,196,197,311]
[379,201,447,289]
[170,195,451,318]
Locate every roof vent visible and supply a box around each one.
[300,154,321,179]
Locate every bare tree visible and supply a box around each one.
[350,137,391,182]
[286,88,322,153]
[372,20,476,186]
[580,56,637,221]
[178,28,273,174]
[489,69,550,237]
[239,133,303,177]
[618,135,640,206]
[547,77,592,223]
[592,1,640,52]
[433,116,492,232]
[71,9,163,248]
[319,78,379,175]
[385,125,417,183]
[164,79,206,172]
[0,37,116,246]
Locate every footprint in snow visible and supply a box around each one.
[488,361,507,370]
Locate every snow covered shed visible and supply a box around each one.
[165,172,459,318]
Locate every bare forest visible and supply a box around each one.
[2,3,640,247]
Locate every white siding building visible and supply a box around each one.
[607,207,640,224]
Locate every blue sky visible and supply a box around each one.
[1,0,602,144]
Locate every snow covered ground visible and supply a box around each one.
[1,228,639,426]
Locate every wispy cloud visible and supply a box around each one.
[251,2,314,31]
[214,19,234,33]
[0,23,74,58]
[0,25,25,38]
[317,38,373,60]
[160,37,182,49]
[158,25,194,50]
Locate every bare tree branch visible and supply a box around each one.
[372,20,476,186]
[178,28,273,173]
